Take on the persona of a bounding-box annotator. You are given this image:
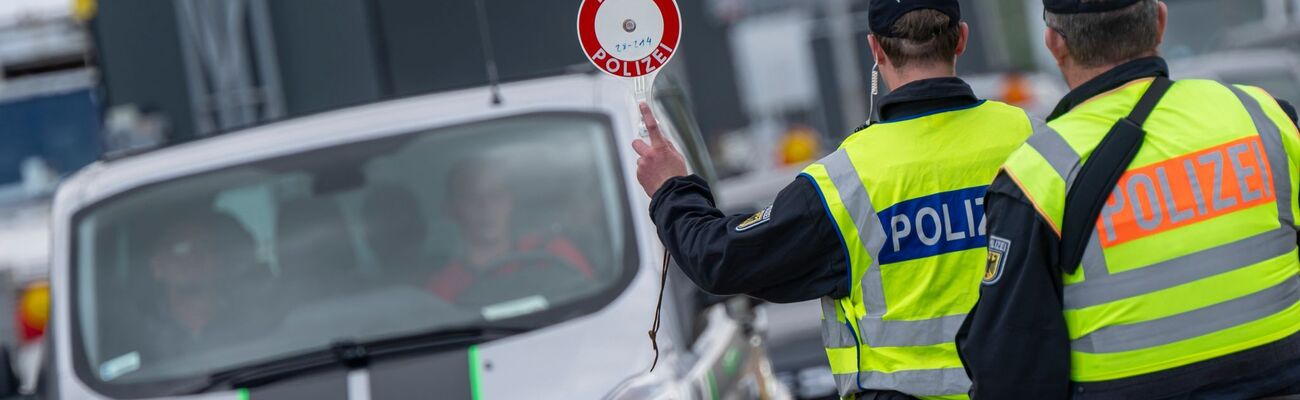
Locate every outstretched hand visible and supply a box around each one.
[632,102,688,197]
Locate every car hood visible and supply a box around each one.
[165,264,666,400]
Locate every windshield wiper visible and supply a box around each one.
[174,325,528,395]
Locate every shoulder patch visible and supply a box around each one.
[984,235,1011,285]
[735,205,773,232]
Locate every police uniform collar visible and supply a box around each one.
[1047,56,1169,121]
[875,77,980,124]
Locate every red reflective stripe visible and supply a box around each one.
[1097,136,1275,247]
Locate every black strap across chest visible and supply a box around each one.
[1057,76,1174,273]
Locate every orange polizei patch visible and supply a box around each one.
[1096,136,1275,248]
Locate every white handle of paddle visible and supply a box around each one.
[632,73,656,139]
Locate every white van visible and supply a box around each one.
[26,72,788,400]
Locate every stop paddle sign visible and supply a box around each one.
[576,0,682,78]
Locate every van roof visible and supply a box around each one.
[57,72,634,211]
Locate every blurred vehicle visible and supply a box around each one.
[0,194,52,394]
[712,171,831,400]
[965,71,1069,119]
[0,78,97,368]
[714,166,806,216]
[1170,49,1300,104]
[32,71,788,399]
[757,302,833,400]
[0,16,101,394]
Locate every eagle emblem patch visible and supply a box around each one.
[984,235,1010,285]
[735,205,773,232]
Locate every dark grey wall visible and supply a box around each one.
[92,0,740,142]
[373,0,487,96]
[373,0,591,97]
[485,0,589,80]
[92,0,195,140]
[267,0,386,116]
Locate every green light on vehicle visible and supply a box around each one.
[469,345,483,400]
[722,346,740,378]
[707,371,719,400]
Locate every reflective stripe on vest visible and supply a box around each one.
[821,149,971,348]
[1230,85,1295,227]
[1000,79,1300,382]
[804,100,1035,398]
[1017,118,1121,287]
[815,149,974,397]
[829,369,973,399]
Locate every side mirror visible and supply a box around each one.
[694,293,766,333]
[0,344,22,398]
[695,292,765,310]
[695,291,729,308]
[723,296,761,323]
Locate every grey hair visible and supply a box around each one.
[1044,0,1160,68]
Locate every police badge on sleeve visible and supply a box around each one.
[735,205,773,232]
[984,235,1010,285]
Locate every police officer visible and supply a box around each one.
[958,0,1300,398]
[633,1,1044,398]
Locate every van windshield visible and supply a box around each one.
[71,113,633,388]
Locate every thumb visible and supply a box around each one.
[639,102,667,148]
[632,138,652,157]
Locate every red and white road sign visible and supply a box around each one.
[577,0,681,78]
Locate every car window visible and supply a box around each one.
[70,113,634,392]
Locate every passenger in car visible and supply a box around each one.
[428,157,594,303]
[136,210,259,359]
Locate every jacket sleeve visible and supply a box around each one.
[1276,98,1298,129]
[648,174,849,303]
[956,173,1071,399]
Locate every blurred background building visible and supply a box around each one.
[4,0,1300,170]
[67,0,1300,178]
[1,0,1299,397]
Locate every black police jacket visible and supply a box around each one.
[649,77,983,304]
[957,57,1300,400]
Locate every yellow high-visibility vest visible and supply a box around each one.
[802,100,1035,399]
[1000,78,1300,382]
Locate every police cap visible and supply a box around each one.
[869,0,960,38]
[1043,0,1142,14]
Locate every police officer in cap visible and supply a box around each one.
[633,1,1045,398]
[959,0,1300,398]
